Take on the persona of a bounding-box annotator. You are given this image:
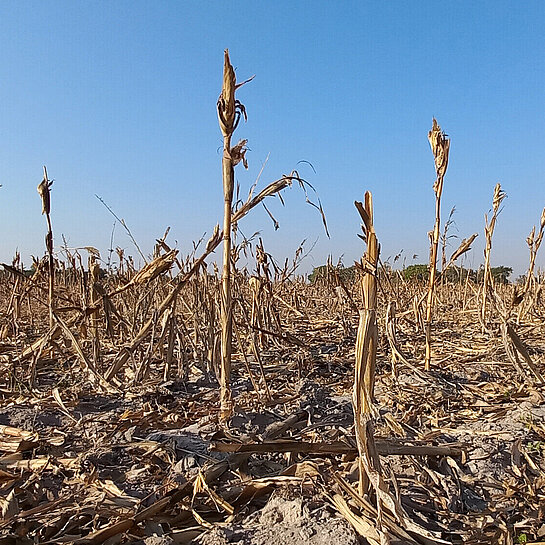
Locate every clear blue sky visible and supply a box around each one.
[1,1,544,277]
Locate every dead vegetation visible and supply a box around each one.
[0,51,544,545]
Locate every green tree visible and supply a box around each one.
[491,266,512,284]
[402,264,429,281]
[476,265,512,284]
[308,264,356,284]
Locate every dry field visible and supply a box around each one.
[0,51,543,545]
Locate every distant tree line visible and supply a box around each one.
[308,264,357,284]
[402,264,513,284]
[308,263,513,285]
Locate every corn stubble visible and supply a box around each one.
[424,118,450,371]
[37,166,55,329]
[0,53,542,544]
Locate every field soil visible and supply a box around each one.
[0,276,544,545]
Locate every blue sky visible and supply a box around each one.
[0,1,544,277]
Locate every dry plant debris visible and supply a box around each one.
[0,51,543,545]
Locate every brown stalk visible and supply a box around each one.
[37,166,55,329]
[354,193,396,538]
[211,439,464,457]
[89,256,100,330]
[353,195,376,492]
[517,206,545,323]
[217,50,242,421]
[88,254,101,368]
[424,119,450,370]
[480,183,506,330]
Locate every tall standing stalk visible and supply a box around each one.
[37,166,54,329]
[424,119,450,371]
[217,50,248,421]
[517,206,545,323]
[481,183,506,329]
[353,193,404,539]
[89,254,101,365]
[353,193,378,495]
